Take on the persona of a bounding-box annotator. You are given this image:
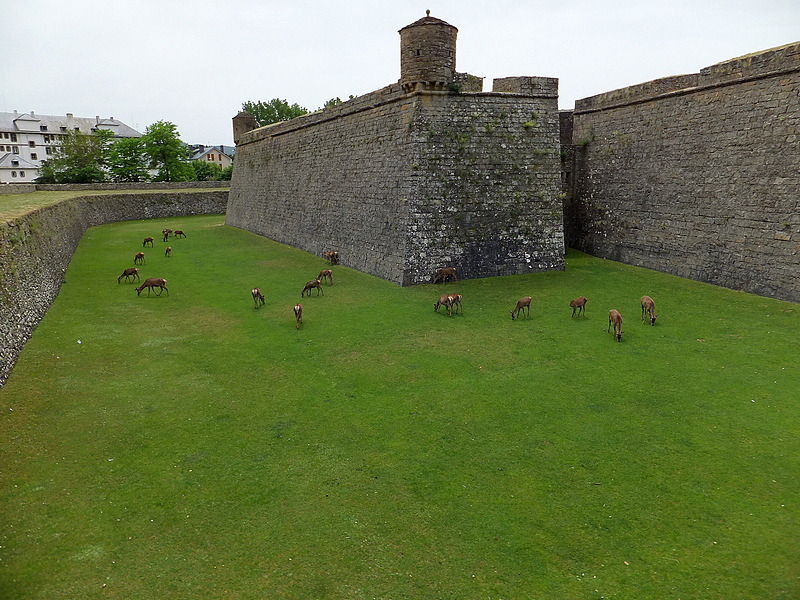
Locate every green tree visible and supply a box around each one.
[141,121,191,182]
[35,129,113,183]
[321,95,354,109]
[107,137,150,182]
[242,99,308,127]
[190,160,223,181]
[218,165,233,181]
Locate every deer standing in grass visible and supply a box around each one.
[136,278,168,296]
[434,294,454,316]
[510,296,531,320]
[607,309,623,341]
[318,269,333,285]
[448,293,463,314]
[301,279,323,297]
[294,304,303,328]
[142,237,154,247]
[570,296,587,318]
[252,288,265,308]
[174,230,186,238]
[134,252,146,265]
[641,296,657,325]
[118,267,140,283]
[165,246,172,257]
[432,267,457,284]
[323,251,339,265]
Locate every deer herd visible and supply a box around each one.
[120,236,659,338]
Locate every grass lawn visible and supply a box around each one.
[1,214,798,599]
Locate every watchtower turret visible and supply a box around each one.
[399,11,458,93]
[232,111,259,145]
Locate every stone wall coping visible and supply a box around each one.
[238,84,559,146]
[575,41,800,114]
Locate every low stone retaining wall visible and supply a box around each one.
[0,190,228,386]
[1,181,230,194]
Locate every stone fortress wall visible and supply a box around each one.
[565,42,800,302]
[227,14,564,286]
[0,190,227,386]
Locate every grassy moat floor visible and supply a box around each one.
[1,214,798,599]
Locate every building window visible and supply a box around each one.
[208,154,215,161]
[46,147,52,155]
[11,171,16,177]
[20,171,26,177]
[12,147,19,154]
[40,125,48,131]
[31,153,38,160]
[29,141,36,148]
[11,160,19,167]
[10,133,17,142]
[2,133,8,139]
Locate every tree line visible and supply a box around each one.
[38,96,356,184]
[36,121,232,184]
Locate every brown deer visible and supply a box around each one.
[165,246,172,257]
[608,309,623,341]
[252,288,265,308]
[641,296,657,325]
[161,229,172,242]
[134,252,146,265]
[569,296,587,318]
[432,267,457,284]
[173,230,186,238]
[142,237,154,247]
[294,303,303,328]
[117,267,140,283]
[318,269,333,285]
[448,293,463,314]
[323,251,339,265]
[301,279,323,297]
[136,278,168,296]
[510,296,532,320]
[434,294,453,316]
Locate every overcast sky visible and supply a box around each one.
[3,0,798,146]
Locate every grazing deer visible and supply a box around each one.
[252,287,265,308]
[323,251,339,265]
[301,279,323,297]
[434,294,454,316]
[432,267,457,284]
[608,309,623,341]
[135,278,168,296]
[641,296,657,325]
[134,252,146,265]
[117,267,140,283]
[165,246,172,257]
[510,296,532,320]
[173,230,186,238]
[318,269,333,285]
[569,296,587,318]
[142,237,154,247]
[161,228,172,241]
[448,293,463,314]
[294,303,303,328]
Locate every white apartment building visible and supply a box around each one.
[0,110,141,183]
